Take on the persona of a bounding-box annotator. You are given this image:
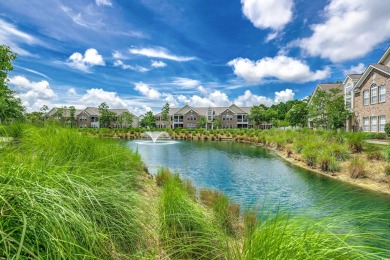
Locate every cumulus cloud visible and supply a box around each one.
[112,51,126,59]
[234,90,274,107]
[197,86,209,95]
[8,75,56,111]
[241,0,293,33]
[228,56,330,83]
[275,89,295,103]
[187,90,230,107]
[171,77,200,88]
[96,0,112,6]
[0,19,40,56]
[113,60,149,72]
[80,88,127,107]
[129,47,196,61]
[67,48,105,72]
[297,0,390,62]
[343,63,365,75]
[134,82,161,100]
[151,60,167,68]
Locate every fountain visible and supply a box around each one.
[135,131,177,145]
[145,131,168,143]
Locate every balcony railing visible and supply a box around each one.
[174,119,183,123]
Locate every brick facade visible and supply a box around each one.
[354,70,390,132]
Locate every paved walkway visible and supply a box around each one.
[365,139,390,145]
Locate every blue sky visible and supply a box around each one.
[1,0,390,115]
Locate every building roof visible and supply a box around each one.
[308,83,343,106]
[348,74,362,81]
[378,46,390,65]
[353,64,390,91]
[317,83,343,91]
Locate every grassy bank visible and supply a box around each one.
[1,125,389,259]
[0,125,145,258]
[156,170,390,259]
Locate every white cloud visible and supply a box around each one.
[163,94,180,107]
[113,60,149,72]
[134,82,161,100]
[234,90,274,107]
[67,48,105,72]
[0,19,40,56]
[234,89,295,106]
[297,0,390,62]
[275,89,295,103]
[129,47,196,61]
[228,56,330,83]
[112,51,125,59]
[151,60,167,68]
[197,86,209,95]
[67,88,77,95]
[343,63,365,75]
[187,90,230,107]
[8,76,56,111]
[241,0,293,31]
[265,32,278,43]
[80,88,127,107]
[96,0,112,6]
[171,77,200,88]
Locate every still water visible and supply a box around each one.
[127,139,390,241]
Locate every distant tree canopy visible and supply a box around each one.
[308,89,350,129]
[140,111,156,128]
[249,100,307,128]
[98,102,116,128]
[0,45,25,123]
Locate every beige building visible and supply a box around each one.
[309,46,390,133]
[45,107,139,128]
[155,104,252,129]
[349,46,390,132]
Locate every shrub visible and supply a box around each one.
[346,133,365,153]
[302,149,318,167]
[349,157,366,179]
[385,123,390,137]
[156,168,171,187]
[367,151,384,161]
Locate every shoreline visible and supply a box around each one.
[243,140,390,196]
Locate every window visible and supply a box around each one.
[363,117,369,132]
[371,84,377,104]
[379,116,386,132]
[345,97,352,109]
[363,90,369,105]
[379,86,386,103]
[370,116,377,132]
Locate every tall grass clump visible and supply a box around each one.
[346,132,365,153]
[0,126,145,258]
[349,157,366,179]
[159,173,225,259]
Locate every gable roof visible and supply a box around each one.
[308,83,343,105]
[353,64,390,91]
[378,46,390,65]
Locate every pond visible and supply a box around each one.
[127,140,390,243]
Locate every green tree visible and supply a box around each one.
[308,89,350,129]
[161,103,170,121]
[249,105,267,128]
[213,117,221,129]
[99,102,116,128]
[140,111,156,128]
[121,112,133,128]
[68,106,76,128]
[198,116,206,129]
[286,102,308,127]
[0,45,25,123]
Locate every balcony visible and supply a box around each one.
[91,122,100,128]
[174,119,183,123]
